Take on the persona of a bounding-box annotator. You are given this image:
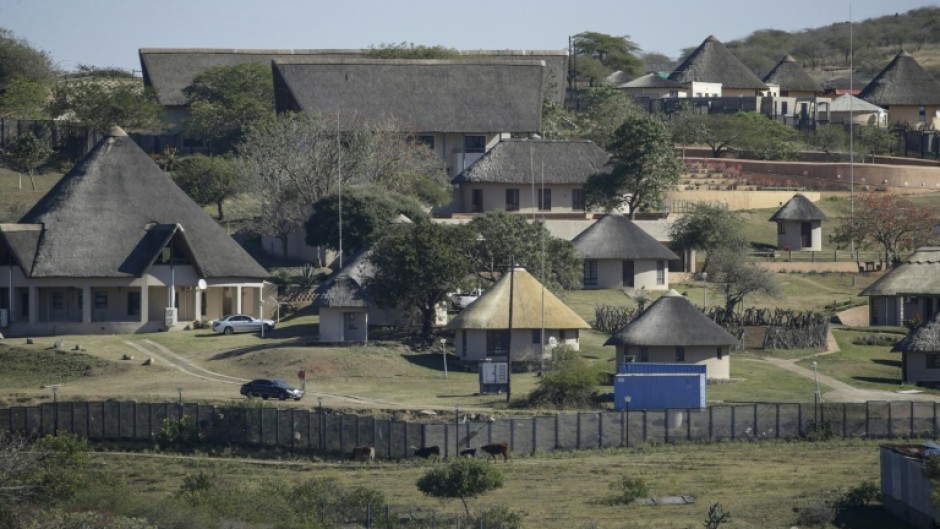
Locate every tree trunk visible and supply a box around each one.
[28,169,35,191]
[420,305,434,342]
[216,200,225,221]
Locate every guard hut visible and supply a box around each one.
[614,363,706,410]
[769,194,827,252]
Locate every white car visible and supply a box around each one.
[211,314,275,335]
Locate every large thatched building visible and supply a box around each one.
[571,215,679,291]
[451,139,609,215]
[604,290,737,379]
[446,268,590,364]
[860,247,940,327]
[668,35,767,97]
[763,55,819,98]
[860,51,940,128]
[0,127,270,336]
[768,194,827,252]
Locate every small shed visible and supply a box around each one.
[880,443,940,529]
[614,363,706,410]
[892,314,940,385]
[604,290,737,379]
[769,194,827,251]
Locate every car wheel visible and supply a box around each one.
[278,392,287,401]
[223,327,234,335]
[293,397,302,401]
[263,324,272,333]
[261,394,269,400]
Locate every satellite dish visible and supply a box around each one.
[197,279,207,291]
[548,337,558,347]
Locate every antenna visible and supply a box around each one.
[849,4,855,258]
[337,112,343,269]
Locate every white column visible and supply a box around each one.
[82,285,91,323]
[140,282,149,324]
[28,286,38,324]
[194,288,202,322]
[236,286,243,314]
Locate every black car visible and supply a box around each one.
[239,379,304,401]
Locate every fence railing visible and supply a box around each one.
[753,249,885,265]
[2,400,937,457]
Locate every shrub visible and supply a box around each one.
[417,458,504,516]
[176,470,216,505]
[156,414,204,452]
[836,481,881,508]
[852,334,898,347]
[794,503,835,527]
[526,346,599,408]
[606,475,649,505]
[703,502,732,529]
[466,505,525,529]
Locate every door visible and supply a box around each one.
[622,260,634,288]
[801,222,812,248]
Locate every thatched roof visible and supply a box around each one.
[668,36,766,90]
[273,58,544,133]
[605,70,633,86]
[617,73,682,89]
[572,215,679,260]
[768,194,828,222]
[314,250,375,308]
[860,51,940,106]
[828,94,885,113]
[763,55,819,93]
[604,290,738,347]
[139,48,567,107]
[446,268,590,330]
[0,224,41,273]
[861,247,940,297]
[453,139,609,184]
[894,314,940,353]
[5,127,268,279]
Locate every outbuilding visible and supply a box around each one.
[769,194,827,252]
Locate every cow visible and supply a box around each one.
[459,448,477,458]
[349,444,375,463]
[412,445,441,459]
[480,442,509,462]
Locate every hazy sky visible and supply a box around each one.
[3,0,937,73]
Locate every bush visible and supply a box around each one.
[466,505,525,529]
[836,481,881,508]
[155,414,204,452]
[417,458,504,516]
[851,334,898,347]
[526,346,599,408]
[606,475,649,505]
[794,503,835,527]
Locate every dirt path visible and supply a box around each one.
[123,340,409,409]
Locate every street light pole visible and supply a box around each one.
[702,272,708,308]
[623,395,632,447]
[440,338,448,379]
[812,361,821,432]
[506,263,515,403]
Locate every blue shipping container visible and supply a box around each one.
[618,363,706,375]
[614,364,706,410]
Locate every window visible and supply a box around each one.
[52,293,64,310]
[572,188,584,210]
[656,260,665,285]
[920,106,927,122]
[583,260,598,287]
[777,222,786,235]
[717,347,723,360]
[345,312,359,330]
[639,346,649,362]
[462,330,467,356]
[21,292,28,318]
[928,354,940,369]
[464,135,486,154]
[505,188,520,211]
[622,260,634,288]
[486,330,509,356]
[538,189,552,211]
[559,330,567,341]
[471,189,484,213]
[416,135,435,150]
[94,292,108,309]
[676,346,685,362]
[781,101,789,116]
[78,291,83,310]
[532,329,541,344]
[127,292,141,316]
[200,291,207,316]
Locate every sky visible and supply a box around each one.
[3,0,938,73]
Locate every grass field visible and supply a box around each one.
[74,439,908,529]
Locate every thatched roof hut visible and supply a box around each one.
[860,51,940,107]
[272,58,544,133]
[769,194,828,222]
[763,55,819,94]
[617,73,682,90]
[572,215,678,261]
[446,268,589,330]
[1,127,267,279]
[605,290,737,348]
[861,247,940,297]
[314,250,375,308]
[894,315,940,353]
[668,35,766,90]
[453,139,609,184]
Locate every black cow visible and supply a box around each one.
[413,445,441,458]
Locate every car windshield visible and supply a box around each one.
[271,380,291,388]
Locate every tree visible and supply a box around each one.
[467,212,581,292]
[571,32,643,86]
[540,99,579,140]
[830,193,935,264]
[577,86,639,146]
[366,222,474,340]
[0,77,48,119]
[416,457,504,516]
[171,155,242,220]
[733,112,801,160]
[526,345,598,408]
[805,124,848,158]
[4,131,52,190]
[0,28,55,91]
[856,125,900,160]
[304,188,428,253]
[695,114,743,158]
[709,248,780,317]
[668,203,749,273]
[48,80,164,133]
[183,63,274,153]
[665,102,707,154]
[584,114,682,219]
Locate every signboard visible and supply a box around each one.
[298,370,306,380]
[481,362,508,384]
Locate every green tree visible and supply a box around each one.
[696,113,743,158]
[0,28,55,91]
[0,77,48,119]
[855,125,899,160]
[48,80,164,133]
[416,457,504,516]
[467,211,581,291]
[806,124,848,158]
[304,188,428,253]
[366,222,474,340]
[183,63,274,153]
[668,203,749,273]
[733,112,801,160]
[665,102,707,156]
[540,99,579,139]
[3,131,52,190]
[171,155,242,220]
[584,114,682,219]
[22,510,157,529]
[527,345,598,408]
[830,193,935,264]
[709,248,780,317]
[577,85,639,146]
[571,32,643,86]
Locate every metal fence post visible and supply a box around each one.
[775,404,780,439]
[576,412,581,450]
[554,414,559,450]
[731,406,736,441]
[531,416,537,456]
[597,412,603,448]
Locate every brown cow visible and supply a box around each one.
[349,444,375,463]
[480,442,509,462]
